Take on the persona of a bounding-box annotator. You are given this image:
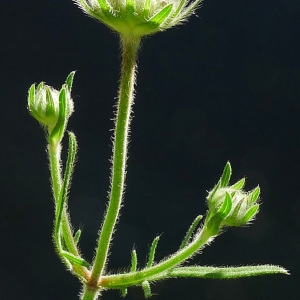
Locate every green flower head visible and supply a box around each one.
[207,185,260,228]
[74,0,203,37]
[28,72,75,144]
[204,163,260,235]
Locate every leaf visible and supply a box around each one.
[228,198,243,225]
[148,4,173,26]
[220,162,232,187]
[45,87,55,115]
[142,281,151,298]
[65,71,76,91]
[28,84,35,108]
[243,204,259,223]
[50,86,67,143]
[126,0,135,13]
[120,287,127,298]
[143,0,151,18]
[248,186,260,204]
[180,215,203,249]
[54,132,78,241]
[61,251,90,268]
[168,265,289,279]
[218,192,232,218]
[231,178,245,190]
[147,236,160,268]
[208,181,221,202]
[171,0,186,20]
[131,249,137,272]
[97,0,110,12]
[74,229,81,245]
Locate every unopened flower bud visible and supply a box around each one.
[204,163,260,235]
[74,0,203,37]
[207,186,260,227]
[28,72,75,144]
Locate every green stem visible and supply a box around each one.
[81,286,101,300]
[48,141,88,279]
[49,142,62,200]
[99,225,213,288]
[88,35,141,286]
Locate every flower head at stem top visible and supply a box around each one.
[74,0,203,37]
[205,162,260,236]
[27,72,75,145]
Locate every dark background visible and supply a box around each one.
[1,0,299,299]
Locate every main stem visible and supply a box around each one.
[87,35,141,291]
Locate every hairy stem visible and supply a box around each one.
[48,141,88,279]
[87,35,141,290]
[99,224,213,288]
[81,286,101,300]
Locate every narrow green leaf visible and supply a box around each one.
[208,181,221,202]
[143,0,151,19]
[50,86,67,143]
[142,281,151,298]
[45,87,55,115]
[54,132,77,241]
[180,215,203,249]
[172,0,204,24]
[95,0,115,21]
[61,251,90,268]
[248,186,260,204]
[147,236,160,268]
[96,0,116,21]
[97,0,110,11]
[74,229,81,245]
[171,0,186,20]
[45,86,52,104]
[220,162,232,187]
[120,288,127,298]
[131,249,137,272]
[148,4,173,26]
[65,71,75,91]
[229,199,243,224]
[168,265,289,279]
[28,84,35,107]
[126,0,135,13]
[243,204,259,223]
[218,192,232,218]
[231,178,245,190]
[77,0,105,21]
[37,81,44,90]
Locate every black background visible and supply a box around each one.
[1,0,299,299]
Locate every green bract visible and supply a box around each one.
[74,0,203,37]
[27,72,75,144]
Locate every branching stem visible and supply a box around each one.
[48,141,89,279]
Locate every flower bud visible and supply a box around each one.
[28,72,75,144]
[207,186,260,227]
[74,0,202,37]
[204,162,260,235]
